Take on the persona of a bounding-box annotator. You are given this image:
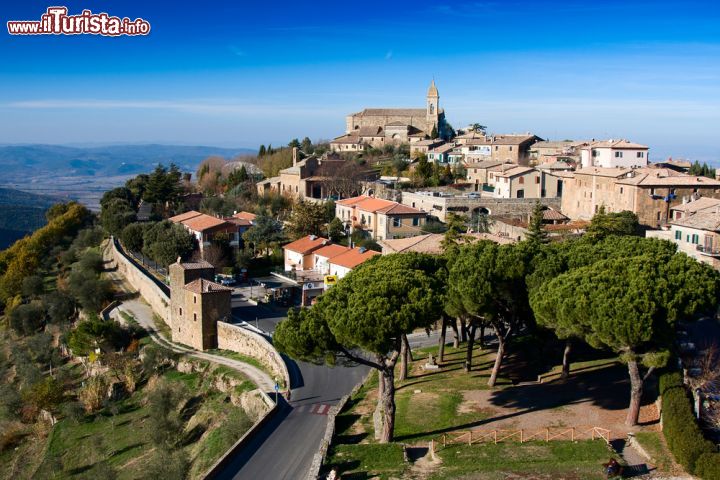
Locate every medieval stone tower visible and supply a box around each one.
[169,260,232,350]
[426,79,440,135]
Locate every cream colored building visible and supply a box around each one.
[454,133,541,165]
[336,195,427,240]
[493,166,541,199]
[579,139,649,169]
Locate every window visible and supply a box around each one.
[519,177,524,184]
[620,187,624,194]
[657,211,661,221]
[495,146,498,151]
[516,189,524,199]
[592,149,599,157]
[675,230,682,240]
[393,217,401,227]
[361,214,366,224]
[509,146,513,151]
[692,234,700,245]
[535,176,540,184]
[193,295,197,304]
[615,151,623,158]
[179,308,183,316]
[650,188,656,196]
[595,205,599,213]
[412,217,419,226]
[637,152,644,158]
[193,313,197,322]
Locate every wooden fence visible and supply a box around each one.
[436,426,611,449]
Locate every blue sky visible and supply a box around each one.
[1,0,719,161]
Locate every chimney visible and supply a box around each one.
[292,146,298,166]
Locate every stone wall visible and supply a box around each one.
[108,238,170,323]
[217,321,290,389]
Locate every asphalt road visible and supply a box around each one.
[212,300,369,480]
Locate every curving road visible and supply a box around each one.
[211,301,368,480]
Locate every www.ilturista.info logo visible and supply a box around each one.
[7,6,150,36]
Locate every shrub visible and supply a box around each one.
[0,421,25,452]
[78,376,108,413]
[660,371,716,474]
[695,452,720,479]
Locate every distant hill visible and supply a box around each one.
[0,144,256,177]
[0,188,59,250]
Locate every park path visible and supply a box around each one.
[103,249,275,392]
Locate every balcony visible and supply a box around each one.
[696,245,720,257]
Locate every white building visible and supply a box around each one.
[579,139,649,169]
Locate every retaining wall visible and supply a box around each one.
[108,237,171,324]
[217,321,290,389]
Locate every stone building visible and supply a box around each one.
[335,195,427,240]
[454,133,542,165]
[331,80,446,150]
[169,260,232,351]
[561,166,720,228]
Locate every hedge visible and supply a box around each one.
[659,371,719,477]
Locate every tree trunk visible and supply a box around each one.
[479,324,485,349]
[488,326,505,387]
[373,368,385,439]
[399,336,409,381]
[378,367,397,443]
[626,358,644,426]
[465,323,477,372]
[451,318,460,349]
[438,316,447,362]
[459,317,468,343]
[561,339,572,379]
[403,334,413,362]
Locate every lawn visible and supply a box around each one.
[326,339,622,479]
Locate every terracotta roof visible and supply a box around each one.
[574,167,633,178]
[379,233,513,254]
[233,211,256,221]
[670,211,720,231]
[536,161,574,171]
[428,143,456,154]
[671,197,720,214]
[337,195,424,215]
[586,139,648,150]
[181,214,231,232]
[329,247,380,269]
[465,160,506,169]
[313,244,352,259]
[542,209,568,221]
[356,126,383,137]
[183,278,233,294]
[459,134,539,145]
[283,235,329,254]
[169,210,203,223]
[616,171,720,187]
[355,108,428,117]
[495,166,536,178]
[226,217,252,227]
[531,140,588,149]
[176,260,214,270]
[331,134,364,145]
[376,203,426,215]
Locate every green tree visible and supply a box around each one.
[258,144,266,156]
[327,217,345,243]
[274,254,445,442]
[525,202,548,248]
[67,317,128,355]
[301,136,313,153]
[9,302,46,336]
[441,213,468,252]
[21,275,45,298]
[67,267,113,313]
[431,125,438,138]
[447,242,531,386]
[531,254,719,425]
[100,198,136,237]
[242,215,284,255]
[142,221,195,266]
[585,207,639,240]
[121,222,147,252]
[286,201,327,239]
[288,138,300,148]
[414,155,433,184]
[143,164,182,206]
[226,165,249,188]
[42,290,76,325]
[100,187,137,210]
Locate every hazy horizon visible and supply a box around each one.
[2,0,719,162]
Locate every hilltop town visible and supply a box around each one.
[1,80,720,480]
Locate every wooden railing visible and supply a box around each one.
[437,425,611,448]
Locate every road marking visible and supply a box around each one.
[309,404,331,415]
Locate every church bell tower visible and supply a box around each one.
[426,79,440,135]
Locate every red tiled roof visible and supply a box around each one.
[313,244,352,259]
[329,247,380,269]
[233,211,256,221]
[181,214,232,232]
[337,195,424,215]
[283,235,329,254]
[169,210,203,223]
[183,278,233,294]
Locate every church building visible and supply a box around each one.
[331,80,447,151]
